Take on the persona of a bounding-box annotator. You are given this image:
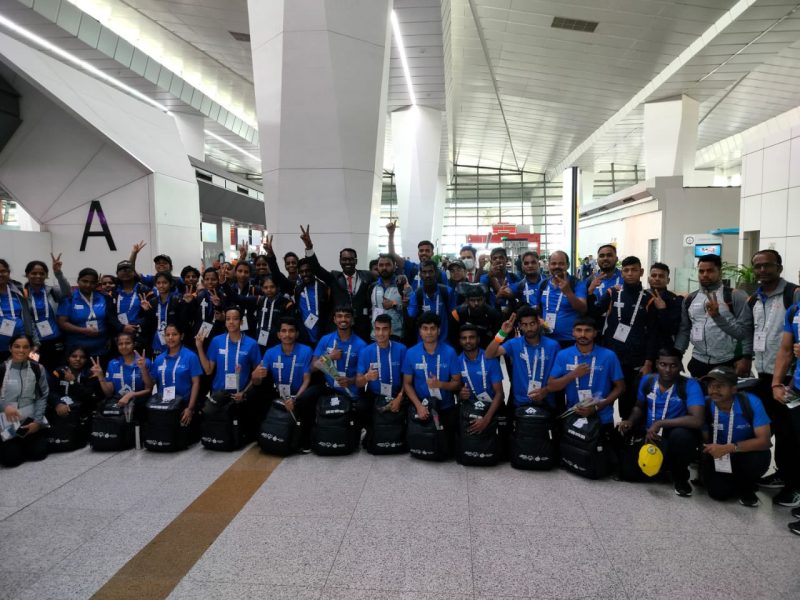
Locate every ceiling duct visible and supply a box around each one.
[0,75,20,154]
[550,17,598,33]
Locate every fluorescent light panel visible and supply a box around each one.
[204,129,261,163]
[391,11,416,105]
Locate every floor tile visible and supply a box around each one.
[321,590,472,600]
[727,533,800,596]
[12,571,114,600]
[168,581,322,600]
[0,463,93,508]
[0,570,38,600]
[696,492,795,537]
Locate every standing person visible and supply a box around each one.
[368,255,406,341]
[648,262,682,352]
[513,251,543,309]
[0,334,49,467]
[224,261,259,304]
[445,260,470,308]
[701,367,771,507]
[246,276,295,352]
[112,260,149,338]
[300,225,375,341]
[23,254,70,370]
[312,306,367,400]
[459,245,483,283]
[592,256,658,420]
[401,312,463,453]
[748,249,799,506]
[251,255,272,289]
[97,275,117,296]
[537,251,588,347]
[675,254,753,378]
[385,220,445,291]
[128,242,183,291]
[139,272,181,357]
[457,324,504,433]
[480,247,520,315]
[587,244,623,301]
[182,268,229,352]
[0,259,36,362]
[406,260,453,345]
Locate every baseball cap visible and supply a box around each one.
[701,366,737,387]
[447,260,466,271]
[116,260,133,271]
[638,443,664,477]
[153,254,172,265]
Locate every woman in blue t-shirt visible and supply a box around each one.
[93,332,152,419]
[700,367,771,507]
[23,255,71,370]
[0,259,36,361]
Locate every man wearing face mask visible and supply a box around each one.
[300,225,375,341]
[460,246,482,283]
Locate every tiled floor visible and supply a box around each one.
[2,445,799,600]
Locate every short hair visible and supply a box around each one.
[153,272,173,285]
[297,258,311,269]
[224,306,244,319]
[284,251,299,262]
[549,250,570,266]
[418,240,434,250]
[235,262,251,273]
[417,312,441,328]
[339,247,357,258]
[24,260,48,276]
[460,245,477,258]
[377,253,395,263]
[278,316,298,331]
[374,313,392,326]
[650,262,670,275]
[181,266,201,279]
[597,244,617,255]
[516,305,540,321]
[333,304,353,316]
[202,267,218,278]
[621,256,641,268]
[657,347,683,360]
[573,316,598,330]
[521,251,539,262]
[0,258,9,271]
[752,249,782,266]
[490,247,508,258]
[697,254,722,268]
[459,323,479,336]
[115,331,136,345]
[419,259,437,271]
[78,267,99,281]
[9,333,34,348]
[163,322,184,335]
[368,259,379,270]
[254,255,270,265]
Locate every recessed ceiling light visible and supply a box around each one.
[551,17,598,33]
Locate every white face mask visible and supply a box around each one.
[462,258,475,271]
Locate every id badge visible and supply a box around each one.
[429,387,442,400]
[162,386,176,401]
[2,318,19,335]
[198,321,213,338]
[577,389,593,403]
[158,330,166,345]
[60,396,74,406]
[86,319,98,331]
[304,313,319,329]
[691,322,704,342]
[258,330,270,346]
[241,315,249,332]
[225,373,239,390]
[544,312,557,330]
[118,314,129,326]
[477,391,492,403]
[714,454,733,473]
[278,384,291,399]
[612,323,631,343]
[528,380,542,392]
[753,331,767,353]
[421,304,431,312]
[36,320,54,338]
[380,382,393,397]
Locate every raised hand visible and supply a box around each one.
[365,365,380,382]
[138,293,152,312]
[50,252,63,273]
[705,292,720,318]
[238,242,248,259]
[500,312,517,335]
[299,224,312,249]
[89,357,104,379]
[182,284,196,304]
[134,351,146,371]
[652,288,666,310]
[263,234,275,257]
[385,220,397,236]
[132,240,146,254]
[209,288,221,306]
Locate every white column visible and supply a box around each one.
[392,106,443,255]
[431,175,448,252]
[248,0,391,266]
[579,170,594,207]
[643,95,699,181]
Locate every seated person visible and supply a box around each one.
[47,346,102,440]
[94,332,153,421]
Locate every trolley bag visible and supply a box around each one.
[407,401,449,461]
[368,396,407,455]
[560,412,609,479]
[457,397,498,466]
[201,392,246,451]
[258,401,301,456]
[143,394,192,452]
[90,397,135,451]
[510,404,557,470]
[46,403,88,452]
[312,393,356,456]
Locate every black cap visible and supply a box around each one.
[447,260,466,271]
[702,366,738,386]
[153,254,172,266]
[116,260,133,271]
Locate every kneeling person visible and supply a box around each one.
[458,324,504,433]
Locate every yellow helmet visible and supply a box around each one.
[638,443,664,477]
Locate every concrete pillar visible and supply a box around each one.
[431,175,447,253]
[248,0,391,266]
[172,112,206,161]
[391,106,443,255]
[643,95,699,180]
[579,170,594,207]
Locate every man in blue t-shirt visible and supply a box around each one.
[537,251,588,346]
[617,348,704,496]
[479,247,520,315]
[701,366,772,507]
[587,244,623,301]
[457,324,504,435]
[402,312,462,454]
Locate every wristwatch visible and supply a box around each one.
[733,443,739,453]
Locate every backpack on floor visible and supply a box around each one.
[457,397,498,466]
[90,397,135,451]
[45,403,88,452]
[312,393,356,456]
[560,412,609,479]
[143,394,196,452]
[201,392,246,452]
[368,396,407,455]
[510,403,557,470]
[407,401,449,461]
[258,401,301,456]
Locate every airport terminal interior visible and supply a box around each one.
[1,0,800,598]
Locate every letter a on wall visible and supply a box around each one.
[80,200,117,251]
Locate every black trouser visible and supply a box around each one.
[661,427,701,482]
[687,357,735,380]
[0,429,49,468]
[756,373,800,489]
[618,364,643,421]
[701,450,771,500]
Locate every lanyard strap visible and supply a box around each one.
[574,355,596,393]
[278,353,297,388]
[543,283,563,314]
[758,297,779,333]
[0,289,16,319]
[224,335,242,376]
[462,354,487,395]
[652,379,674,422]
[30,289,49,322]
[78,292,96,320]
[712,403,735,445]
[617,289,644,325]
[116,290,135,316]
[523,345,546,384]
[157,297,169,331]
[303,282,319,315]
[422,354,441,389]
[424,290,440,316]
[260,297,276,332]
[120,360,138,391]
[376,343,393,388]
[161,354,181,389]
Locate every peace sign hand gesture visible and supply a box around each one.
[263,234,275,257]
[89,357,104,380]
[50,252,63,273]
[132,240,147,254]
[138,293,152,312]
[300,224,313,250]
[652,288,666,310]
[209,288,221,307]
[705,291,720,318]
[182,284,196,304]
[134,351,147,371]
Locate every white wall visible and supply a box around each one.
[0,230,52,282]
[578,200,661,264]
[739,125,800,284]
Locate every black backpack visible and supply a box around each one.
[457,397,498,466]
[312,393,357,456]
[367,396,407,455]
[45,403,88,452]
[683,286,734,313]
[201,392,247,451]
[747,282,799,311]
[510,403,557,470]
[143,394,197,452]
[560,412,609,479]
[90,396,135,451]
[407,401,449,461]
[258,401,301,456]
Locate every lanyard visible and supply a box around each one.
[224,335,242,376]
[0,289,16,319]
[424,290,440,316]
[303,281,319,316]
[758,296,779,334]
[157,296,169,331]
[79,292,97,320]
[376,342,393,388]
[523,345,546,384]
[652,379,674,422]
[30,289,48,322]
[462,354,487,395]
[617,289,644,325]
[278,353,297,388]
[543,283,563,314]
[522,280,537,304]
[574,355,596,393]
[120,360,138,391]
[116,289,136,316]
[200,293,214,323]
[712,403,735,445]
[332,339,353,372]
[422,353,441,386]
[161,354,181,389]
[260,297,276,333]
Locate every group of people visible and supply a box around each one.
[1,227,799,534]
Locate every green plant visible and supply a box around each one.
[722,262,755,285]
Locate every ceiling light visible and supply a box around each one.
[204,129,261,163]
[0,14,168,112]
[391,11,416,106]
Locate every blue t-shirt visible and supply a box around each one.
[636,376,704,428]
[538,278,588,342]
[501,335,560,406]
[707,392,770,444]
[148,346,203,399]
[314,332,367,397]
[298,282,323,344]
[150,296,173,354]
[592,269,623,300]
[206,333,262,393]
[0,289,26,351]
[114,285,145,327]
[783,305,800,390]
[357,341,407,397]
[261,343,313,396]
[106,356,151,395]
[459,349,503,398]
[401,341,461,410]
[57,290,111,355]
[479,272,520,309]
[407,287,449,342]
[549,345,623,424]
[513,278,541,309]
[26,288,60,342]
[404,261,446,291]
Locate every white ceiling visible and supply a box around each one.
[2,0,800,181]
